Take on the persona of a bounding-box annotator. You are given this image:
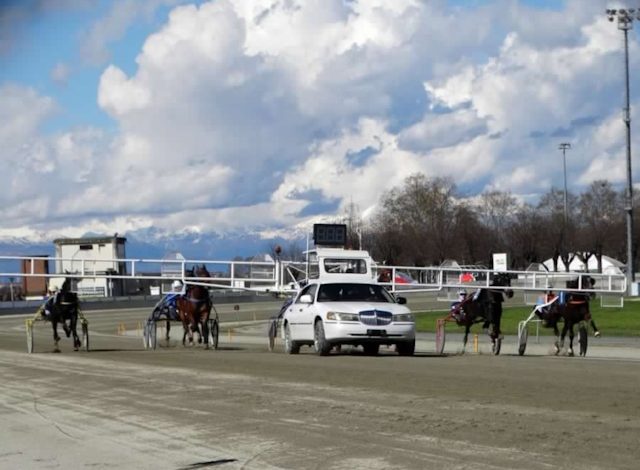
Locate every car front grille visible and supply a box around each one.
[359,310,392,326]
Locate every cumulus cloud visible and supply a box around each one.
[2,0,640,241]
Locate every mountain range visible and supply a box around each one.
[0,228,306,262]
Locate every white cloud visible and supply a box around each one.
[2,0,640,242]
[98,65,151,115]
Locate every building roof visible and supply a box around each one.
[53,236,127,245]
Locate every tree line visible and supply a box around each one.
[342,173,634,273]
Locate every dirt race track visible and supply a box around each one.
[2,308,640,470]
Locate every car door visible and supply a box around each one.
[288,284,317,341]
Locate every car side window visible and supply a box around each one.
[295,284,317,304]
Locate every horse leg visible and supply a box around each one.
[461,325,470,354]
[52,321,61,353]
[556,323,566,356]
[166,320,171,342]
[493,309,503,340]
[70,313,81,351]
[590,319,601,337]
[194,319,202,344]
[186,320,194,346]
[202,319,210,350]
[567,323,575,356]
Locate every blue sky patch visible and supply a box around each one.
[346,146,379,168]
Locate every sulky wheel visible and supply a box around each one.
[435,319,446,355]
[26,319,34,354]
[267,318,278,352]
[208,319,219,350]
[142,321,149,349]
[144,320,157,350]
[518,325,528,356]
[81,320,90,352]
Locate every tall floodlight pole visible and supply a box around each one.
[558,143,571,226]
[607,8,637,293]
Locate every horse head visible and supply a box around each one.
[566,275,596,300]
[491,273,514,298]
[194,264,210,278]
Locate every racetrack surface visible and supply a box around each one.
[1,308,640,470]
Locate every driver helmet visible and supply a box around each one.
[457,289,467,300]
[171,280,183,291]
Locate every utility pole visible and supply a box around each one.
[607,8,637,294]
[558,142,571,226]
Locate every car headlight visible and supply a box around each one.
[326,311,359,321]
[393,313,415,322]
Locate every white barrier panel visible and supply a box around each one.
[0,255,628,295]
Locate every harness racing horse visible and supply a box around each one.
[37,277,83,352]
[442,273,513,354]
[556,277,599,356]
[176,265,213,347]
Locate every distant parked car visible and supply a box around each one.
[394,271,416,284]
[377,269,416,284]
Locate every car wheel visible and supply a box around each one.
[396,340,415,356]
[284,323,300,354]
[313,320,332,356]
[362,343,379,356]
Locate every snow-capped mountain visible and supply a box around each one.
[0,228,308,261]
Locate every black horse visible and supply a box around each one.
[37,277,82,352]
[537,276,599,356]
[444,272,513,354]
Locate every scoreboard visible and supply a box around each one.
[313,224,347,247]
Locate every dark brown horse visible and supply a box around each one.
[536,276,599,356]
[37,277,82,352]
[442,272,513,354]
[176,264,213,347]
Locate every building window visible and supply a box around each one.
[79,244,93,250]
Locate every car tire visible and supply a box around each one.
[396,340,415,356]
[284,323,300,354]
[313,320,332,356]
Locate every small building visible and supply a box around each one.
[53,235,127,297]
[21,257,49,297]
[248,253,275,287]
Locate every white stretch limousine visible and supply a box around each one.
[280,249,416,356]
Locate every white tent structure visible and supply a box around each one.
[541,255,624,275]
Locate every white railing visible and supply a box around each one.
[0,255,627,295]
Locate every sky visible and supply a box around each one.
[1,0,640,244]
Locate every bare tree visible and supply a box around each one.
[376,174,460,265]
[341,200,364,250]
[506,204,545,269]
[537,188,578,271]
[475,190,519,256]
[575,181,623,272]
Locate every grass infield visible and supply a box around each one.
[414,299,640,336]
